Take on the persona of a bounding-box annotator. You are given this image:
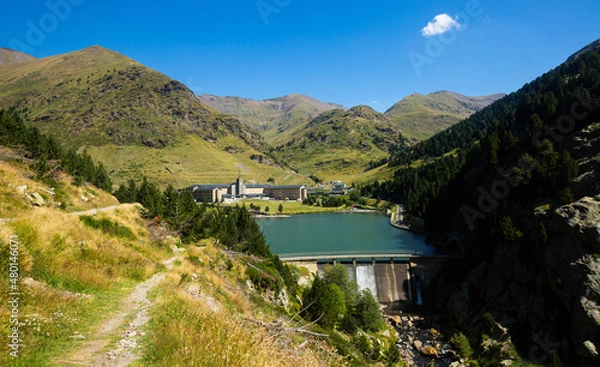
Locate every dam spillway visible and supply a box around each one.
[355,264,379,301]
[316,259,412,305]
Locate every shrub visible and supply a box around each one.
[79,215,136,240]
[245,262,283,293]
[451,332,473,359]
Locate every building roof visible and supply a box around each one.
[265,185,305,189]
[190,184,230,191]
[245,184,268,188]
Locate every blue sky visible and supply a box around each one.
[2,0,599,111]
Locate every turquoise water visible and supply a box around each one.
[256,212,438,258]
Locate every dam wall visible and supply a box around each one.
[303,256,451,307]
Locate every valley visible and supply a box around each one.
[0,16,599,366]
[0,46,503,187]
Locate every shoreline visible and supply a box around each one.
[390,205,424,234]
[252,206,384,217]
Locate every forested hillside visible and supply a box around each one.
[365,42,600,223]
[0,109,111,191]
[364,39,600,366]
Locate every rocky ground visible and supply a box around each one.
[386,313,459,367]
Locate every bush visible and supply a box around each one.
[354,289,385,332]
[245,262,283,293]
[79,215,136,239]
[500,216,522,242]
[450,332,473,359]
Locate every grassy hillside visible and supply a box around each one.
[384,91,504,141]
[0,156,171,366]
[0,46,311,186]
[0,157,341,366]
[0,149,118,216]
[84,134,311,187]
[199,93,344,144]
[272,105,403,182]
[0,48,35,67]
[0,142,404,366]
[0,46,264,149]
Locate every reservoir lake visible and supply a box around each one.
[256,212,438,258]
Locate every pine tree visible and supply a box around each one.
[138,177,163,216]
[302,276,346,329]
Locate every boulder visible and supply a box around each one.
[29,192,45,206]
[421,346,439,358]
[16,185,27,194]
[577,340,599,359]
[278,288,290,309]
[549,196,600,252]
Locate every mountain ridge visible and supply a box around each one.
[0,45,264,149]
[198,93,344,144]
[384,90,505,141]
[272,105,403,182]
[0,47,36,66]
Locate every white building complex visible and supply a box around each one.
[187,177,307,203]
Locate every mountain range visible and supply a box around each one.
[198,93,344,144]
[0,46,307,187]
[271,105,402,181]
[0,45,502,186]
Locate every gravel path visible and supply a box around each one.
[58,255,180,367]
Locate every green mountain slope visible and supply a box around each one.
[272,105,403,182]
[198,93,344,144]
[0,46,307,187]
[384,91,504,141]
[0,47,35,66]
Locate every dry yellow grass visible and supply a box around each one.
[0,159,118,218]
[142,243,344,367]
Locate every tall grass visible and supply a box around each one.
[142,280,339,367]
[0,204,169,366]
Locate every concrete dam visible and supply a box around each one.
[321,259,412,304]
[284,255,453,307]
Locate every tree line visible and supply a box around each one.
[0,109,112,191]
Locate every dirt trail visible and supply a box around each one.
[69,204,136,216]
[57,255,180,367]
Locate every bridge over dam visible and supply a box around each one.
[281,253,459,308]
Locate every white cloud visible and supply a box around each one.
[421,13,462,37]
